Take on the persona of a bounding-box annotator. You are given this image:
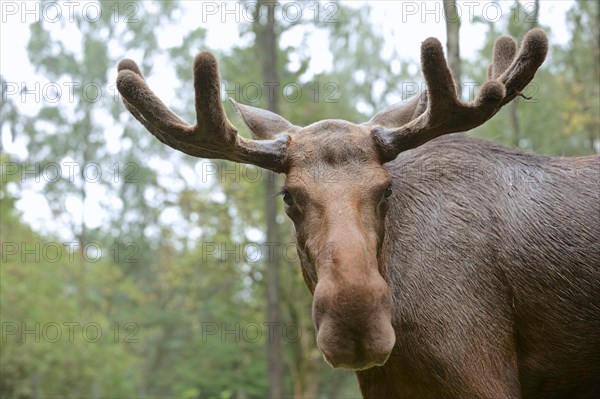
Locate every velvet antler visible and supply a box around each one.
[369,28,548,162]
[116,52,290,172]
[118,30,548,168]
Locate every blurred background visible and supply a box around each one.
[1,0,598,398]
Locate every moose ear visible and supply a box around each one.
[364,92,428,129]
[229,99,301,140]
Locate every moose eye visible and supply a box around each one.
[384,184,393,199]
[282,190,294,206]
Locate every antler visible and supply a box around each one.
[370,28,548,162]
[116,52,289,172]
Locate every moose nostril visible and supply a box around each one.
[316,319,395,371]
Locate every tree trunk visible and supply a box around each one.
[511,0,539,147]
[76,116,92,305]
[443,0,462,97]
[254,1,285,397]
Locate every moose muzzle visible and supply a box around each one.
[312,272,395,370]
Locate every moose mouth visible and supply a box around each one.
[315,313,396,371]
[321,349,391,371]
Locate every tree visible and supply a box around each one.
[555,0,600,153]
[1,156,140,398]
[2,1,190,397]
[253,1,285,397]
[22,0,182,285]
[507,0,540,147]
[443,0,462,97]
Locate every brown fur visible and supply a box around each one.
[365,134,600,398]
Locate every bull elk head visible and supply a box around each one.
[117,29,548,371]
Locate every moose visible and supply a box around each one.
[117,29,600,398]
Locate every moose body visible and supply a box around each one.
[117,29,600,398]
[357,134,600,398]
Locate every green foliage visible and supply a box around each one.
[1,169,140,397]
[553,1,600,153]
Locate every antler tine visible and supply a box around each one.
[116,60,179,150]
[496,28,548,106]
[117,60,191,135]
[372,29,548,162]
[419,38,461,112]
[489,36,517,79]
[117,53,290,172]
[193,52,236,140]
